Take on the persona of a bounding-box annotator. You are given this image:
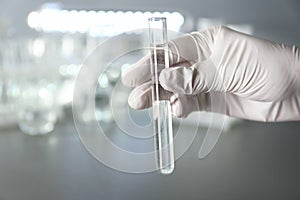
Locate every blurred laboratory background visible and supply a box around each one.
[0,0,300,200]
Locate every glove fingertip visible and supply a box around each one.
[159,68,175,91]
[128,85,152,110]
[121,55,151,87]
[170,94,200,118]
[171,99,188,118]
[121,67,140,87]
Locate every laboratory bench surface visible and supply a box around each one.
[0,117,300,200]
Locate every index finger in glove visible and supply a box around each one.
[122,54,151,87]
[168,25,218,64]
[122,25,218,87]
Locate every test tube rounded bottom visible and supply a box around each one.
[153,100,174,175]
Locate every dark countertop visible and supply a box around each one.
[0,116,300,200]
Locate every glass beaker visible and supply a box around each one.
[17,68,59,135]
[14,38,60,135]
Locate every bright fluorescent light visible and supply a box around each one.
[28,8,185,37]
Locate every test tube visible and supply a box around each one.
[148,17,175,175]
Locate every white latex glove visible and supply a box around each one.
[122,26,300,122]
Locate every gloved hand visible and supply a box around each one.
[122,25,300,122]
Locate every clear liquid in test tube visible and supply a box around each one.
[148,17,175,175]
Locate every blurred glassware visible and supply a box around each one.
[95,73,113,123]
[17,71,59,135]
[1,37,62,134]
[56,34,87,107]
[1,28,107,130]
[73,34,133,125]
[0,70,20,128]
[0,39,21,128]
[74,71,115,125]
[18,37,61,135]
